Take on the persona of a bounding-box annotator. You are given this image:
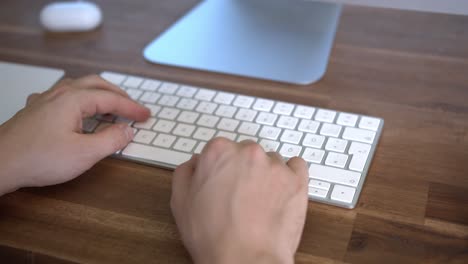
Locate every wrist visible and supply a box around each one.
[193,241,293,264]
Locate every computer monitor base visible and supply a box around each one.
[143,1,341,85]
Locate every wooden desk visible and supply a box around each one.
[1,0,468,263]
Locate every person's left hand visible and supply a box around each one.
[0,75,150,195]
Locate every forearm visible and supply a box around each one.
[0,125,23,196]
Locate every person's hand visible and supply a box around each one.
[171,138,309,264]
[0,75,150,195]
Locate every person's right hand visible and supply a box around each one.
[171,138,309,264]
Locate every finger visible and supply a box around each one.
[52,78,73,88]
[26,93,40,106]
[286,157,309,179]
[171,154,199,215]
[237,139,260,148]
[45,78,73,94]
[81,123,134,160]
[266,151,285,163]
[75,89,150,121]
[72,75,130,98]
[201,137,234,157]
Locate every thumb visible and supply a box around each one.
[84,123,134,160]
[287,157,309,184]
[171,154,198,215]
[26,93,41,106]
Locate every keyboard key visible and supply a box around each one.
[140,91,161,103]
[144,104,161,117]
[320,123,342,137]
[158,107,180,120]
[213,92,235,105]
[195,89,216,101]
[276,116,299,129]
[158,95,179,107]
[96,114,115,122]
[173,123,196,137]
[298,120,320,133]
[259,126,281,140]
[315,109,336,123]
[140,79,161,91]
[238,122,260,136]
[216,131,238,141]
[308,187,328,198]
[123,143,191,166]
[196,101,218,114]
[348,142,371,172]
[115,116,134,125]
[217,118,239,131]
[194,141,207,154]
[325,138,348,153]
[279,143,302,158]
[237,135,258,142]
[123,76,143,88]
[280,130,303,144]
[359,116,381,131]
[253,99,274,112]
[302,134,325,148]
[153,133,176,148]
[177,98,199,110]
[309,164,361,187]
[259,139,280,152]
[256,112,278,126]
[308,179,331,191]
[294,106,315,119]
[95,122,113,133]
[173,138,197,152]
[193,127,216,141]
[126,89,143,100]
[342,127,376,144]
[82,118,99,133]
[302,148,325,163]
[159,82,179,94]
[133,130,157,144]
[233,95,254,108]
[215,105,237,118]
[133,117,156,130]
[101,72,126,85]
[273,102,294,115]
[235,108,257,122]
[325,152,349,168]
[337,113,358,127]
[177,111,200,124]
[197,114,219,128]
[331,185,356,204]
[176,85,197,97]
[153,120,176,133]
[348,141,371,156]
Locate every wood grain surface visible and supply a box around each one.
[1,0,468,263]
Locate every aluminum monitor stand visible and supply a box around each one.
[143,1,341,85]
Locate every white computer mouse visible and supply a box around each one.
[40,1,102,32]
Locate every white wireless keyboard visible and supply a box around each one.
[84,72,384,209]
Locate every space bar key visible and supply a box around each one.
[122,143,192,167]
